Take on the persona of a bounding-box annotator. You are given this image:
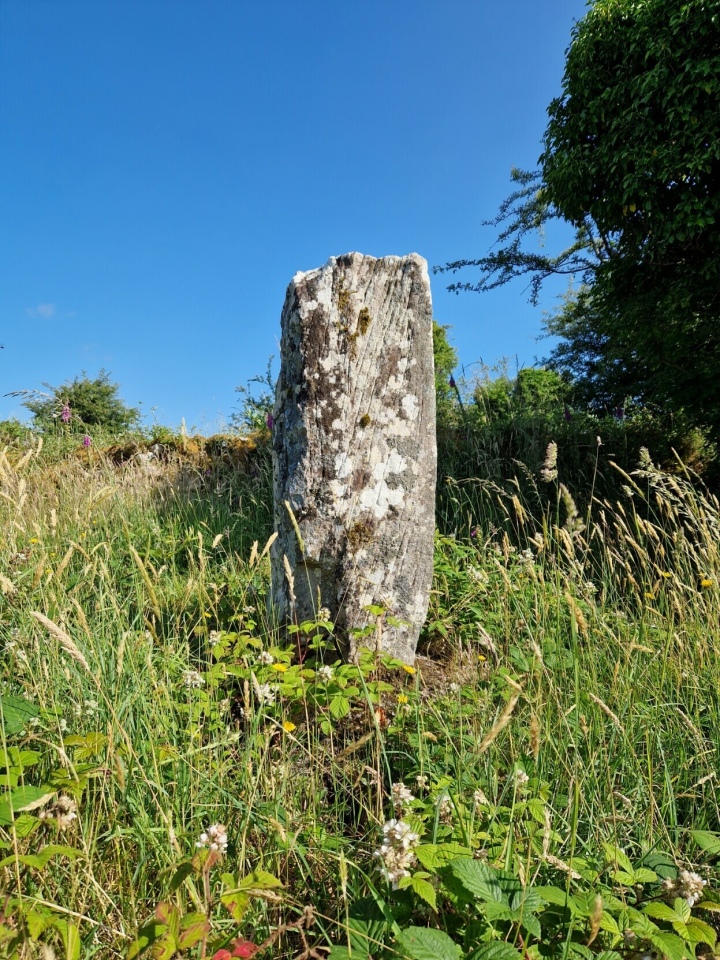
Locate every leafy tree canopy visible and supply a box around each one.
[22,370,140,432]
[439,0,720,435]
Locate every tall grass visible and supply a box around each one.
[0,432,718,957]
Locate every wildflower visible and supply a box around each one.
[184,669,205,688]
[317,607,331,622]
[266,413,274,430]
[662,869,706,907]
[196,823,228,855]
[61,403,71,424]
[397,693,409,704]
[470,527,477,538]
[282,720,296,733]
[317,665,334,683]
[415,775,429,791]
[448,375,456,389]
[271,662,288,672]
[58,718,68,733]
[254,682,275,705]
[449,682,460,693]
[39,794,78,829]
[258,651,274,666]
[373,818,420,888]
[517,548,534,565]
[82,435,92,448]
[515,769,530,787]
[392,782,415,810]
[563,406,572,422]
[540,442,558,482]
[474,788,489,807]
[218,698,231,713]
[700,578,713,589]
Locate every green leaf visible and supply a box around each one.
[178,912,210,948]
[643,902,681,923]
[55,919,81,960]
[690,831,720,856]
[415,842,471,871]
[167,862,196,893]
[446,858,505,903]
[647,931,687,960]
[0,786,54,825]
[395,926,461,960]
[398,876,437,911]
[329,696,351,719]
[467,943,523,960]
[0,695,39,736]
[602,843,633,874]
[0,843,83,870]
[236,868,283,892]
[535,886,576,910]
[683,918,716,947]
[63,732,108,761]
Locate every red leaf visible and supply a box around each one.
[212,951,232,960]
[231,939,259,958]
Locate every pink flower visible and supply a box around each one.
[61,403,71,424]
[82,435,92,448]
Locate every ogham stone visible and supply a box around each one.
[271,252,436,664]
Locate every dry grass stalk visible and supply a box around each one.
[477,692,521,755]
[30,611,91,673]
[588,693,624,733]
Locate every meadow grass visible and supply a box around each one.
[0,433,719,959]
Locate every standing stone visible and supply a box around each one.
[271,252,436,664]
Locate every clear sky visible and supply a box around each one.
[1,0,588,430]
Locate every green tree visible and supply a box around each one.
[22,370,140,432]
[433,321,459,425]
[439,0,720,433]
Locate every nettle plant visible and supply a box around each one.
[340,775,720,960]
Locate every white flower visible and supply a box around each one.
[515,769,530,786]
[317,607,331,622]
[374,818,420,889]
[663,870,706,906]
[255,682,275,705]
[258,651,274,666]
[415,775,429,791]
[184,669,205,688]
[317,665,334,683]
[474,788,489,807]
[392,782,415,809]
[195,822,228,855]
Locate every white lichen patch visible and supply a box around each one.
[334,454,353,479]
[401,394,419,420]
[359,479,406,519]
[329,479,347,500]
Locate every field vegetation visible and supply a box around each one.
[0,369,719,959]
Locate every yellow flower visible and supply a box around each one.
[30,538,39,544]
[660,571,672,579]
[203,611,211,618]
[397,694,409,704]
[271,662,288,672]
[700,578,713,588]
[477,654,486,662]
[401,664,416,675]
[282,720,296,733]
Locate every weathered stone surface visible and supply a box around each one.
[271,252,436,664]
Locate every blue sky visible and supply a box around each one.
[1,0,588,429]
